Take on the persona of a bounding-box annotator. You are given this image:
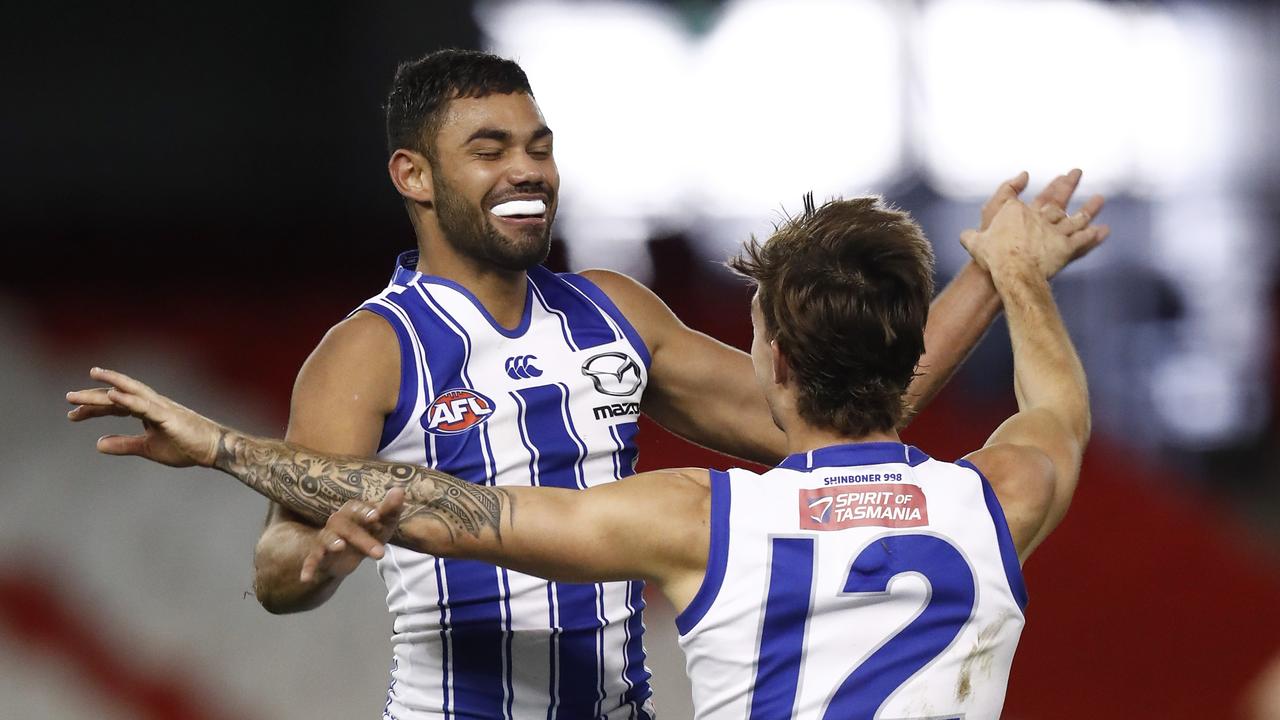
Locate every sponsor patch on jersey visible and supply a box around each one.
[798,483,928,531]
[423,388,495,435]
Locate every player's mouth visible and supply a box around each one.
[489,197,548,226]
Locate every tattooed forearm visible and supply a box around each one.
[212,430,510,548]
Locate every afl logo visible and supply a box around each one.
[423,388,495,435]
[581,352,642,397]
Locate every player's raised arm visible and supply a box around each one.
[584,171,1105,466]
[960,198,1108,561]
[900,170,1106,425]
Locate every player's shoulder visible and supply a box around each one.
[577,268,683,347]
[312,309,399,357]
[961,443,1055,553]
[577,269,676,319]
[293,310,400,405]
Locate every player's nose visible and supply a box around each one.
[506,150,547,186]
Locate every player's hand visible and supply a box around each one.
[300,489,406,583]
[961,197,1105,281]
[66,367,223,468]
[975,169,1108,277]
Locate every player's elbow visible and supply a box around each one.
[251,537,329,614]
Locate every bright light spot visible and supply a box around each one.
[691,0,903,216]
[917,0,1130,197]
[480,0,692,218]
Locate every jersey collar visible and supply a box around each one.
[777,442,930,471]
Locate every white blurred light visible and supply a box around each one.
[916,0,1131,197]
[691,0,903,216]
[480,0,904,271]
[480,0,692,219]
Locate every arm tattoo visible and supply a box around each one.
[212,430,510,547]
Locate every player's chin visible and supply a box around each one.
[488,230,552,271]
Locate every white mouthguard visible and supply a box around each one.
[490,199,547,217]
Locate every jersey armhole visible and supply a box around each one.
[955,458,1030,611]
[351,303,417,452]
[675,469,732,635]
[560,273,652,369]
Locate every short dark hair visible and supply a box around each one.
[728,195,935,436]
[384,49,533,158]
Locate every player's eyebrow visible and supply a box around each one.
[464,127,512,144]
[464,126,553,145]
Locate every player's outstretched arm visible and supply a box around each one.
[960,198,1105,561]
[900,170,1106,426]
[68,368,710,605]
[303,468,712,611]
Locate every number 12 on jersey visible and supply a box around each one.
[749,533,976,720]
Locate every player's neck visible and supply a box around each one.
[414,243,529,330]
[782,422,902,458]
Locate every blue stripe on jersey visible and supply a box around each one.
[607,423,640,479]
[434,557,454,719]
[675,469,731,635]
[397,285,510,720]
[957,458,1030,610]
[528,265,619,353]
[356,301,419,452]
[622,582,652,714]
[748,537,815,720]
[515,383,607,720]
[391,250,534,338]
[559,272,652,369]
[606,424,651,715]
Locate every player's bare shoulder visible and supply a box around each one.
[962,443,1056,561]
[578,269,682,340]
[288,309,400,447]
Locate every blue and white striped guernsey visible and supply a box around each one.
[360,251,655,720]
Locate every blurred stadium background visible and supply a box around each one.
[6,0,1280,717]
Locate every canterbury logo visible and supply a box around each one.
[505,355,543,380]
[581,352,642,397]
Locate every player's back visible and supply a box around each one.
[677,442,1027,720]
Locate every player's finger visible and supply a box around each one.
[1078,194,1105,221]
[1032,168,1082,210]
[67,403,132,421]
[335,514,388,560]
[89,367,154,398]
[1040,205,1068,224]
[105,388,154,418]
[979,171,1028,230]
[1068,225,1110,261]
[377,487,407,523]
[1059,207,1094,234]
[299,531,345,583]
[96,434,148,456]
[65,388,116,407]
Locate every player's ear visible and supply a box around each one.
[770,339,790,387]
[388,148,434,205]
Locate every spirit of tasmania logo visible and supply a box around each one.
[798,483,929,531]
[423,388,495,435]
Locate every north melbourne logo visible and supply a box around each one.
[581,352,642,396]
[423,388,495,435]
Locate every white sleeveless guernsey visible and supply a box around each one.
[677,442,1028,720]
[359,251,655,720]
